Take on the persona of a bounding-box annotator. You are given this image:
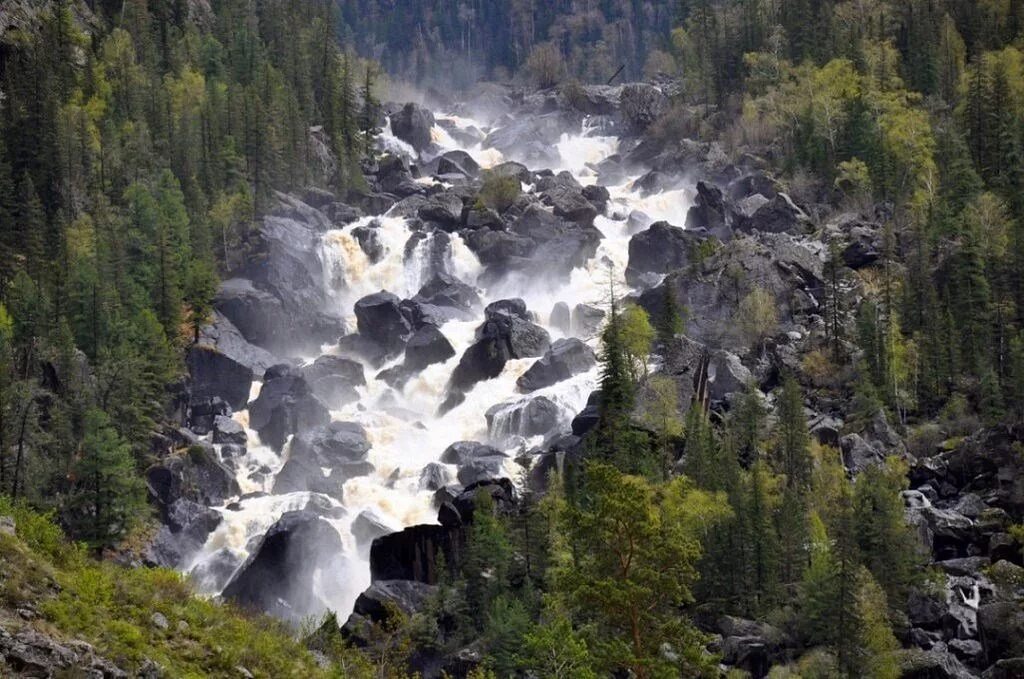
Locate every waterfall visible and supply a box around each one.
[186,110,694,623]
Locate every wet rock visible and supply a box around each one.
[186,344,253,411]
[351,224,386,263]
[418,192,464,228]
[412,272,481,318]
[486,395,561,443]
[291,421,372,466]
[540,181,598,227]
[354,291,414,355]
[370,523,462,583]
[222,510,344,622]
[549,302,571,334]
[247,365,331,453]
[303,494,347,519]
[212,415,246,445]
[419,462,451,491]
[619,83,668,132]
[571,391,602,436]
[376,154,414,195]
[517,338,597,392]
[301,355,366,407]
[445,313,551,402]
[440,441,506,466]
[188,547,243,592]
[391,103,435,151]
[146,446,239,516]
[979,602,1024,662]
[186,396,230,436]
[145,499,222,569]
[352,510,393,547]
[485,298,531,322]
[437,150,480,178]
[198,312,281,377]
[571,303,605,337]
[463,227,536,266]
[404,325,456,371]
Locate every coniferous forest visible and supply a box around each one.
[1,1,1024,678]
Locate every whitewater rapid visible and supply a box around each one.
[186,110,694,621]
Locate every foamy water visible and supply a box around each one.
[186,110,693,621]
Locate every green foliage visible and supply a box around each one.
[620,305,655,383]
[556,463,724,678]
[476,171,522,212]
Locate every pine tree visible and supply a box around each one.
[66,408,145,549]
[656,282,684,346]
[852,568,901,679]
[853,459,923,603]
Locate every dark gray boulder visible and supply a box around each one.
[186,344,253,412]
[354,291,413,355]
[550,302,571,334]
[737,193,812,235]
[626,221,703,288]
[145,499,222,569]
[212,415,247,445]
[404,325,456,371]
[248,365,331,453]
[391,103,435,151]
[486,395,561,443]
[517,338,597,392]
[301,355,366,407]
[418,192,464,228]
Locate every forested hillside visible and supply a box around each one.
[0,0,379,543]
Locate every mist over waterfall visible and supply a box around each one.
[183,104,694,624]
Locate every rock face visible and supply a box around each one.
[146,445,239,515]
[221,510,343,622]
[736,193,812,235]
[639,233,824,352]
[391,103,436,151]
[186,344,253,411]
[517,338,597,392]
[247,365,331,453]
[0,626,129,678]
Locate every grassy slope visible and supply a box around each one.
[0,499,360,678]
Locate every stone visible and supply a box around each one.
[391,103,435,151]
[549,302,571,334]
[186,344,253,412]
[247,366,330,453]
[150,612,169,630]
[517,338,597,392]
[404,325,456,371]
[212,415,247,445]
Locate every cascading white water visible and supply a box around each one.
[186,109,694,623]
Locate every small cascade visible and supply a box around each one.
[187,110,693,624]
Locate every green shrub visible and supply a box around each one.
[476,171,521,212]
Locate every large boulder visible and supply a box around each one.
[444,312,551,407]
[370,524,462,583]
[354,291,413,356]
[146,447,239,519]
[486,395,561,443]
[540,181,598,227]
[404,325,456,371]
[618,83,668,133]
[274,422,373,495]
[186,344,253,411]
[441,441,509,486]
[391,103,435,151]
[517,338,597,392]
[301,355,366,407]
[418,192,464,229]
[626,221,703,288]
[685,181,732,240]
[411,272,481,319]
[198,311,280,376]
[247,365,331,453]
[737,193,812,235]
[221,510,343,622]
